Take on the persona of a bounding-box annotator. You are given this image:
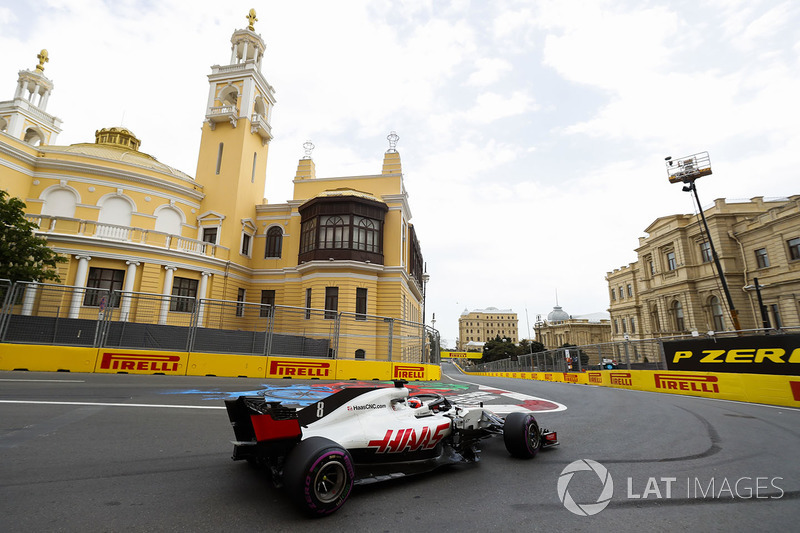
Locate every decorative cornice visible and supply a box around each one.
[32,157,204,200]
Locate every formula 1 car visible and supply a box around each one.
[224,380,558,516]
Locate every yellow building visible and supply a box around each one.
[607,196,800,340]
[0,12,426,361]
[457,307,518,350]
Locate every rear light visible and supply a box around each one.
[545,432,557,441]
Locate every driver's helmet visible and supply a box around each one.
[407,397,423,408]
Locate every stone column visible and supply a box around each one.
[20,283,39,316]
[158,266,177,325]
[119,261,140,321]
[196,271,212,328]
[68,255,92,318]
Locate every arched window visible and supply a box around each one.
[97,195,133,240]
[672,300,685,332]
[41,187,78,217]
[253,96,267,117]
[710,296,725,332]
[154,206,183,235]
[650,305,661,333]
[220,86,238,107]
[319,215,346,249]
[23,127,43,146]
[265,226,283,258]
[354,216,379,252]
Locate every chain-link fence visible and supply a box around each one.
[0,281,440,363]
[0,282,109,347]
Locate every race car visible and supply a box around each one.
[224,380,558,516]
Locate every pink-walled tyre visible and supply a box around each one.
[503,412,541,459]
[284,437,354,516]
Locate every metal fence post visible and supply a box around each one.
[332,312,341,359]
[186,298,199,352]
[386,318,393,362]
[624,339,631,370]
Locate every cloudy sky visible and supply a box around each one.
[1,0,798,346]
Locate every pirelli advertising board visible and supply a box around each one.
[664,334,800,376]
[440,351,482,359]
[95,350,187,375]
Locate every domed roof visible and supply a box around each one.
[315,187,383,203]
[547,305,570,322]
[43,126,193,180]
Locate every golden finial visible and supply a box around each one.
[36,49,49,72]
[246,8,258,31]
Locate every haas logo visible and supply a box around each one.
[367,423,449,453]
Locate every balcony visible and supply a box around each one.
[250,113,272,144]
[206,105,239,129]
[26,214,230,260]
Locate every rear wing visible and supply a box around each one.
[225,396,302,443]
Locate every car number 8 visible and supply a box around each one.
[316,402,324,418]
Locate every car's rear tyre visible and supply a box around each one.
[284,437,354,516]
[503,412,541,459]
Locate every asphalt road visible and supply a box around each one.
[1,362,798,532]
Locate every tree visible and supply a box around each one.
[482,335,517,363]
[0,190,65,283]
[519,338,545,355]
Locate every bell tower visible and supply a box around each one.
[0,49,62,146]
[195,9,276,254]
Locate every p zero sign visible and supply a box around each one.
[664,334,800,375]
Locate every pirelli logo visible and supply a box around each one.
[588,372,603,384]
[564,373,579,383]
[544,373,554,381]
[610,372,633,386]
[99,352,181,372]
[655,373,719,394]
[393,365,425,380]
[269,360,331,378]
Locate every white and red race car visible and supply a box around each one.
[224,380,558,516]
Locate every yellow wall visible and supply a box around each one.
[470,369,800,408]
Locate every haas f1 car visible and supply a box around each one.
[224,380,558,516]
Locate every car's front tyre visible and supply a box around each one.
[503,412,541,459]
[284,437,354,516]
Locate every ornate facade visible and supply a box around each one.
[533,306,611,349]
[457,307,518,350]
[607,196,800,340]
[0,12,426,360]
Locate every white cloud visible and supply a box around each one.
[467,57,513,86]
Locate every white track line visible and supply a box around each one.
[0,399,224,409]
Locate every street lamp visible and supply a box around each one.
[665,152,742,331]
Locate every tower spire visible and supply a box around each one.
[246,8,258,31]
[0,49,62,145]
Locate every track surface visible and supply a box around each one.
[1,361,798,532]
